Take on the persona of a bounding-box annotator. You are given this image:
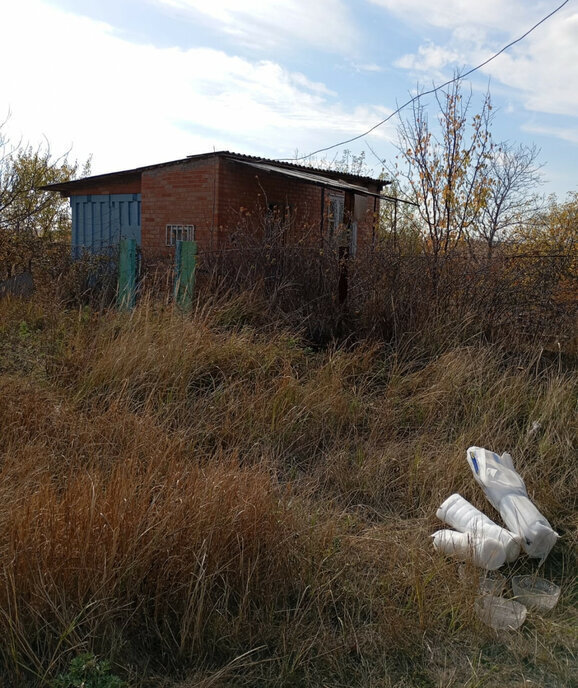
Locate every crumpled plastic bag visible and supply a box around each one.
[466,446,558,561]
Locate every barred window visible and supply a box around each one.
[166,224,195,246]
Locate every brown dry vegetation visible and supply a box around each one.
[0,249,576,687]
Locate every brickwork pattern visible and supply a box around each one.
[140,158,220,258]
[64,155,381,258]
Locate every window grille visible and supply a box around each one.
[166,224,195,246]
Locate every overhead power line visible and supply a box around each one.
[282,0,571,163]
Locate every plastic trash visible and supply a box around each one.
[512,575,561,611]
[458,565,507,595]
[475,595,527,630]
[478,570,507,596]
[466,447,558,561]
[431,529,506,570]
[437,493,522,563]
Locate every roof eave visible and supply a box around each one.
[39,150,391,194]
[234,160,386,197]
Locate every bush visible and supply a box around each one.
[199,242,576,354]
[51,653,125,688]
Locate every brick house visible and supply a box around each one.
[42,151,388,259]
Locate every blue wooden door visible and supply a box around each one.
[71,194,141,257]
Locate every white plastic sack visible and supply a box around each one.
[437,493,521,563]
[431,529,506,570]
[466,446,558,560]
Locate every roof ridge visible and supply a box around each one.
[40,150,388,192]
[214,151,387,184]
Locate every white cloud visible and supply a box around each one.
[370,0,578,129]
[150,0,360,56]
[351,62,384,73]
[523,122,578,146]
[368,0,530,33]
[0,0,393,176]
[483,10,578,118]
[395,42,462,74]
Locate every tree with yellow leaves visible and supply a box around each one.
[391,77,547,270]
[0,118,90,240]
[392,77,495,265]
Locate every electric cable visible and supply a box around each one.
[280,0,571,163]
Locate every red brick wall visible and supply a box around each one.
[218,160,323,248]
[217,159,322,247]
[140,157,220,258]
[217,160,380,251]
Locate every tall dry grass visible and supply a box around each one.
[198,242,577,354]
[0,283,576,686]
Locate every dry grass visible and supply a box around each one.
[0,289,576,687]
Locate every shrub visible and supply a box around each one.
[51,653,125,688]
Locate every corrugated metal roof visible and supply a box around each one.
[40,150,389,193]
[216,151,388,187]
[235,160,384,198]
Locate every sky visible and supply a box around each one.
[1,0,577,198]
